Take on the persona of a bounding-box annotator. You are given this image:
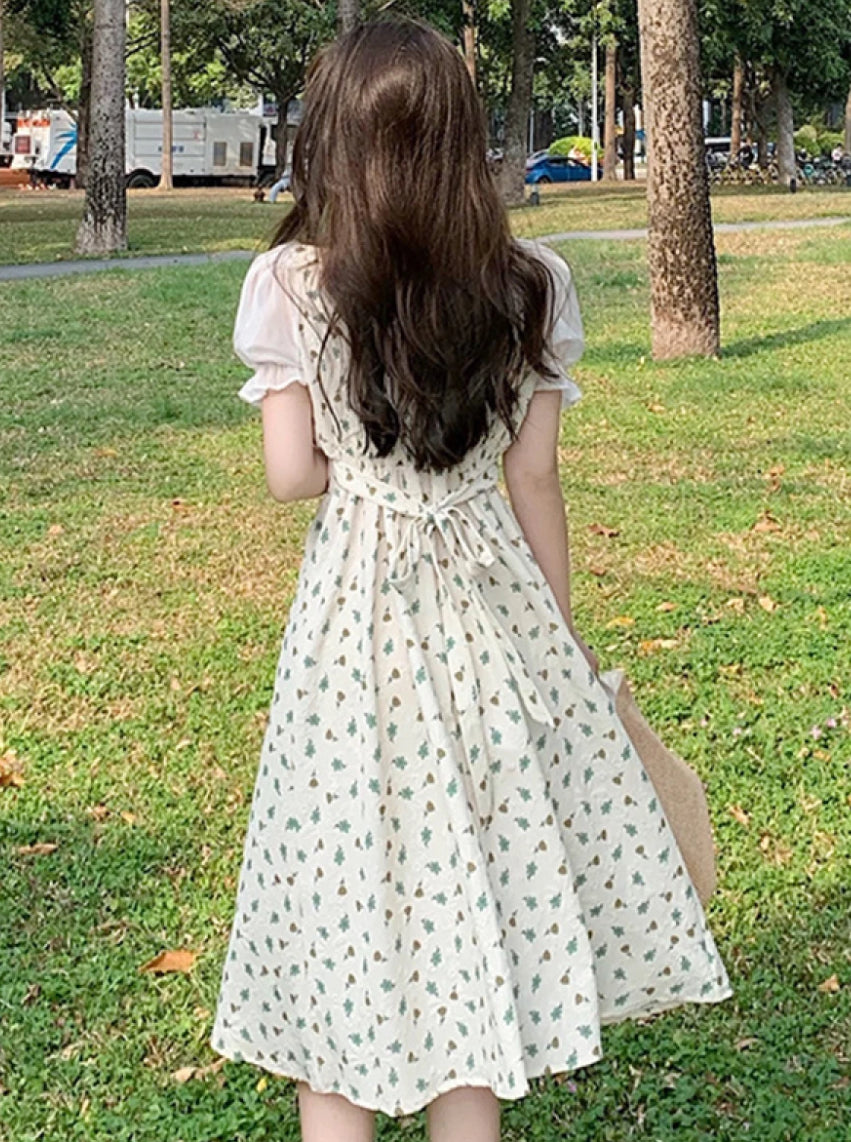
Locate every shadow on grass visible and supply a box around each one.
[723,317,851,360]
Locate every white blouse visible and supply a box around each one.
[233,239,584,412]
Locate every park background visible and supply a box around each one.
[2,1,851,1140]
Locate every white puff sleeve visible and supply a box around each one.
[233,249,306,408]
[524,241,585,410]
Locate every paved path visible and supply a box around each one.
[0,248,254,281]
[539,215,851,244]
[1,216,848,281]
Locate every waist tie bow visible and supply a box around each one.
[328,458,557,822]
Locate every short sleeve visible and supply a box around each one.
[233,249,306,408]
[524,241,585,410]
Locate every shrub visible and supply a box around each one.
[794,124,819,157]
[819,130,843,156]
[549,135,594,161]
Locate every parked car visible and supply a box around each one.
[524,153,601,184]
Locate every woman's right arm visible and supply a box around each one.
[503,390,598,674]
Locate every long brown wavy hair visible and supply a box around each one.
[273,18,558,471]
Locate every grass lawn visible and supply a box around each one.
[0,181,849,265]
[1,224,850,1141]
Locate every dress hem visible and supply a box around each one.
[209,983,733,1118]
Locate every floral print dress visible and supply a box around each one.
[210,240,733,1117]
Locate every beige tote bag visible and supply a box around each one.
[597,668,718,905]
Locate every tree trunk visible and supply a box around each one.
[498,0,534,205]
[158,0,173,190]
[730,54,743,162]
[273,96,290,181]
[636,0,719,359]
[462,0,476,86]
[76,0,126,254]
[0,1,6,155]
[602,41,618,180]
[772,66,795,185]
[76,23,93,190]
[844,81,851,154]
[338,0,359,35]
[622,90,635,180]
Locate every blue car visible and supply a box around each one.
[525,152,600,184]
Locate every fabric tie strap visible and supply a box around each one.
[328,458,558,822]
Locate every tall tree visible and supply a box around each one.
[158,0,171,188]
[200,0,334,179]
[462,0,476,84]
[0,1,6,147]
[771,64,795,183]
[844,81,851,154]
[498,0,534,204]
[729,53,743,161]
[637,0,719,358]
[602,39,617,179]
[337,0,358,35]
[701,0,851,181]
[76,0,125,253]
[158,0,172,189]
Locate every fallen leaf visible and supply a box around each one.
[140,949,198,974]
[94,447,118,459]
[588,522,620,538]
[818,974,840,994]
[758,595,779,613]
[588,564,608,577]
[752,512,782,533]
[17,842,59,855]
[656,601,678,613]
[171,498,188,511]
[764,464,784,492]
[605,614,635,629]
[87,804,109,821]
[728,805,750,827]
[647,402,666,413]
[172,1066,197,1084]
[735,1037,758,1051]
[21,983,41,1006]
[47,523,65,537]
[256,1076,268,1093]
[639,638,679,654]
[0,749,25,789]
[725,597,746,613]
[120,811,137,826]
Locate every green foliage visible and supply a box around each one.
[701,0,851,112]
[794,123,846,158]
[549,134,593,159]
[819,131,843,155]
[794,124,820,157]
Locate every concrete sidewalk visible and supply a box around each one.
[0,215,848,282]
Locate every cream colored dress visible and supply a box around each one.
[210,240,733,1116]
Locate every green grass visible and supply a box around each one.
[1,225,850,1141]
[0,182,849,265]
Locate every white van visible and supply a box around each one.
[12,107,280,187]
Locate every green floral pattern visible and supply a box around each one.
[210,243,733,1117]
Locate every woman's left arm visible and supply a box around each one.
[260,384,329,502]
